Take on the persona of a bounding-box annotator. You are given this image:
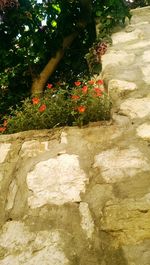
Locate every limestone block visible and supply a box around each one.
[0,172,3,182]
[102,51,135,69]
[60,132,68,144]
[119,98,150,119]
[20,140,50,157]
[142,65,150,84]
[125,40,150,50]
[136,123,150,140]
[108,79,137,94]
[142,50,150,63]
[112,29,142,45]
[27,154,88,208]
[123,241,150,265]
[0,143,11,163]
[79,202,94,239]
[101,194,150,244]
[6,179,18,210]
[0,221,69,265]
[93,146,150,183]
[0,221,34,250]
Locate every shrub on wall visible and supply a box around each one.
[0,79,111,134]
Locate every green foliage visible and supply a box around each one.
[126,0,150,8]
[1,79,111,134]
[0,0,131,88]
[0,0,133,126]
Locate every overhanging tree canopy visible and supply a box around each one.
[0,0,131,94]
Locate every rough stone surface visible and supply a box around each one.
[21,140,50,157]
[101,193,150,244]
[79,202,94,239]
[93,146,150,183]
[1,6,150,265]
[142,65,150,84]
[6,180,18,210]
[0,143,11,163]
[119,98,150,119]
[108,79,137,97]
[0,221,69,265]
[136,123,150,140]
[142,50,150,62]
[27,154,88,208]
[102,50,135,69]
[112,29,142,45]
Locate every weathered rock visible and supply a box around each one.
[0,221,69,265]
[5,179,18,210]
[112,29,142,45]
[27,154,88,208]
[93,146,150,183]
[102,50,135,69]
[108,79,137,98]
[0,143,11,163]
[119,98,150,119]
[136,123,150,140]
[142,50,150,63]
[1,6,150,265]
[20,140,50,157]
[79,202,94,239]
[125,40,150,50]
[142,65,150,84]
[101,193,150,245]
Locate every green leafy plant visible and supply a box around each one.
[0,79,111,134]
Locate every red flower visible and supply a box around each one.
[47,83,53,89]
[71,95,80,100]
[74,81,81,86]
[39,104,46,112]
[32,97,40,105]
[82,86,88,94]
[96,79,103,85]
[88,80,95,85]
[77,106,86,113]
[0,127,6,132]
[3,120,7,127]
[94,88,103,97]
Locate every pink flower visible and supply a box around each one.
[74,81,81,86]
[77,106,86,113]
[96,79,103,85]
[32,97,40,105]
[71,95,80,100]
[47,83,53,89]
[82,86,88,94]
[39,104,46,112]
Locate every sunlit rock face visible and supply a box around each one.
[93,146,150,183]
[119,98,150,119]
[0,221,69,265]
[136,123,150,140]
[1,6,150,265]
[27,154,88,208]
[0,143,11,163]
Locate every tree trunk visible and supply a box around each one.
[31,32,78,95]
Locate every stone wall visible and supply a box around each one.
[0,6,150,265]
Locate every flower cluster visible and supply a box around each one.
[0,119,7,133]
[69,79,108,125]
[0,79,111,134]
[32,97,47,112]
[85,41,108,74]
